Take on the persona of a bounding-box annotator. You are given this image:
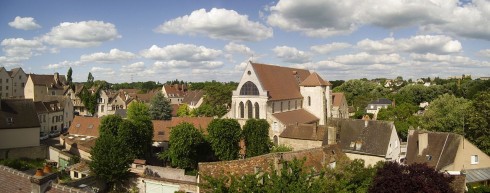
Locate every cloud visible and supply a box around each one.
[0,38,46,65]
[155,8,273,41]
[42,20,120,48]
[140,44,222,62]
[477,49,490,58]
[334,52,402,65]
[90,67,115,75]
[310,42,351,54]
[293,60,350,71]
[46,60,82,69]
[80,49,136,63]
[8,16,41,30]
[357,35,462,54]
[153,60,223,69]
[225,42,254,56]
[272,46,311,63]
[266,0,490,40]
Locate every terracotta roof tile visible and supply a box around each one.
[272,109,319,125]
[68,116,101,137]
[332,93,345,107]
[163,84,186,97]
[182,90,204,105]
[153,117,213,142]
[252,62,310,101]
[279,124,325,141]
[29,74,67,88]
[299,72,332,86]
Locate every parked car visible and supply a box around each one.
[49,130,61,138]
[40,132,49,140]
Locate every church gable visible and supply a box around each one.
[234,62,267,97]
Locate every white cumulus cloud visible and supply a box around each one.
[140,44,222,62]
[225,42,254,56]
[477,49,490,58]
[42,20,120,48]
[8,16,41,30]
[273,46,311,63]
[334,52,402,65]
[310,42,351,54]
[155,8,273,41]
[90,67,115,75]
[0,38,46,65]
[357,35,462,54]
[80,49,136,63]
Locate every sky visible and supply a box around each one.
[0,0,489,83]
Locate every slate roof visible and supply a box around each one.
[34,101,49,114]
[115,109,127,118]
[153,117,213,142]
[332,93,345,107]
[272,109,319,125]
[0,99,40,129]
[466,167,490,183]
[0,165,89,193]
[29,74,67,88]
[299,72,332,86]
[7,67,22,78]
[182,90,204,105]
[251,62,310,101]
[405,130,460,170]
[325,119,394,156]
[68,116,101,137]
[368,98,392,105]
[279,124,325,141]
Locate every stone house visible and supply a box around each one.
[33,96,74,135]
[227,62,348,141]
[162,84,187,105]
[406,130,490,186]
[182,90,205,109]
[24,72,68,101]
[331,92,349,118]
[0,99,40,149]
[0,67,28,99]
[365,98,392,119]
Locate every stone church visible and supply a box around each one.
[226,62,348,143]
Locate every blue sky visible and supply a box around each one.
[1,0,489,83]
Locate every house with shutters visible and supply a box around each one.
[227,62,344,143]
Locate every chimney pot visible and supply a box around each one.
[35,168,44,177]
[292,71,297,75]
[43,164,52,174]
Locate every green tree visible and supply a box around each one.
[207,119,241,160]
[177,104,191,117]
[67,67,74,90]
[369,162,454,193]
[86,72,94,88]
[333,79,390,110]
[148,92,172,120]
[377,103,420,140]
[89,130,132,190]
[78,86,100,115]
[125,102,154,159]
[162,122,205,170]
[466,91,490,154]
[421,94,472,134]
[242,119,271,157]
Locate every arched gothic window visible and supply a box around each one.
[239,102,244,118]
[240,81,259,95]
[246,100,253,118]
[254,102,260,119]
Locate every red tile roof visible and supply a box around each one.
[68,116,101,137]
[152,117,213,142]
[272,109,319,125]
[299,72,332,86]
[332,92,346,107]
[251,62,310,101]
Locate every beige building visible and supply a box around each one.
[0,99,40,149]
[227,62,347,142]
[331,93,349,118]
[406,130,490,173]
[34,96,74,134]
[0,67,28,99]
[162,84,187,105]
[24,72,68,101]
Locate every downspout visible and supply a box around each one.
[435,133,449,170]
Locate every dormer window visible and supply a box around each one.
[6,117,13,124]
[471,155,479,164]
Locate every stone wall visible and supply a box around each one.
[0,145,47,159]
[279,137,323,151]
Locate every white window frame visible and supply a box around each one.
[471,155,479,164]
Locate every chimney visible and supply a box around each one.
[418,132,428,156]
[30,164,57,193]
[327,126,337,145]
[54,72,59,84]
[362,114,370,127]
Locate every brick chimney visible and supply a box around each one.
[54,72,59,84]
[30,164,57,193]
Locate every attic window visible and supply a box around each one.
[76,124,80,128]
[426,155,432,161]
[158,131,165,135]
[88,124,93,129]
[6,117,13,124]
[471,155,479,164]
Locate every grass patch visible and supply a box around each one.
[0,158,46,171]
